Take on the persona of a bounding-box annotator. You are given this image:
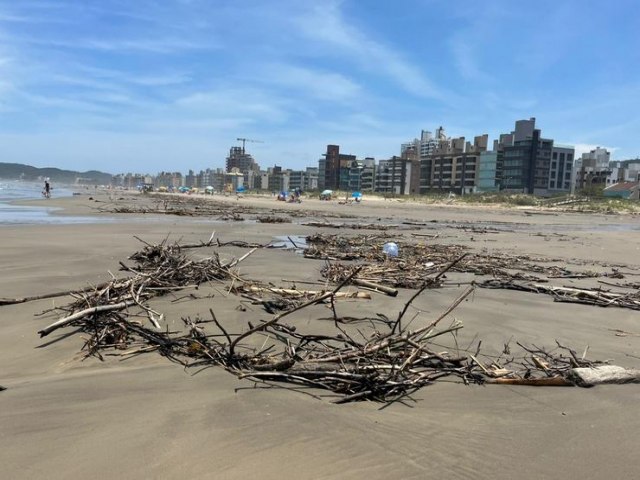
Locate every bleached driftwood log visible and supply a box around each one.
[567,366,640,387]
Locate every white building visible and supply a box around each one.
[549,145,575,193]
[581,147,611,169]
[606,161,640,186]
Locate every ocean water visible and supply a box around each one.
[0,180,99,225]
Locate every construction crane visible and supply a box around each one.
[236,137,264,154]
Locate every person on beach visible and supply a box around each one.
[43,179,51,199]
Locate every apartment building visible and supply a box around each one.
[418,129,487,194]
[548,145,574,193]
[320,145,356,191]
[347,158,375,192]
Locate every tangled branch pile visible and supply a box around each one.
[23,236,640,404]
[482,280,640,310]
[307,234,639,310]
[37,238,241,338]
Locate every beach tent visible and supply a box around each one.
[320,189,333,200]
[178,186,189,193]
[236,186,246,193]
[351,191,362,198]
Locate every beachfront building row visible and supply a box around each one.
[318,118,577,197]
[115,118,636,198]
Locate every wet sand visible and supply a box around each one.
[1,192,639,479]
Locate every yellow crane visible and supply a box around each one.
[236,137,264,154]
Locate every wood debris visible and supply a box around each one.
[6,233,636,405]
[257,216,292,223]
[305,234,639,309]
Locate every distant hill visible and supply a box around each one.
[0,162,113,185]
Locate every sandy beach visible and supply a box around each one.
[1,192,639,479]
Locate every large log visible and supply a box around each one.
[567,366,640,387]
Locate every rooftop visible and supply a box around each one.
[604,181,639,192]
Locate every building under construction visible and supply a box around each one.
[225,146,260,174]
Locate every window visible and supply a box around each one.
[552,152,558,160]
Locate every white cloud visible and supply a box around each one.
[450,34,492,83]
[132,73,192,87]
[293,2,447,101]
[175,87,291,124]
[19,36,214,54]
[257,63,361,102]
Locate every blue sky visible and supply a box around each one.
[0,0,639,174]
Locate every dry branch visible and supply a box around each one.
[33,234,639,404]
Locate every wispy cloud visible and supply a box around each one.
[293,2,448,101]
[1,0,640,170]
[449,34,492,83]
[14,35,215,54]
[175,87,292,125]
[257,63,362,102]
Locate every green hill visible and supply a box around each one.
[0,163,113,185]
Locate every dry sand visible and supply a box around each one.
[1,192,639,479]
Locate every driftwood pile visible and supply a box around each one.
[309,234,572,284]
[23,239,640,403]
[306,234,640,310]
[37,238,244,340]
[302,221,397,230]
[482,280,640,311]
[94,194,363,221]
[7,235,636,404]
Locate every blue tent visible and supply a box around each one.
[236,186,246,193]
[351,191,362,198]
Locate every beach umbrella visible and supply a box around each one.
[321,189,333,196]
[351,191,362,198]
[205,186,214,191]
[236,186,246,193]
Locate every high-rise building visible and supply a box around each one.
[416,126,487,194]
[375,157,414,195]
[548,145,574,192]
[344,158,377,192]
[225,146,260,174]
[320,145,356,191]
[498,118,557,195]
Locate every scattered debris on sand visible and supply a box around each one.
[6,233,636,405]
